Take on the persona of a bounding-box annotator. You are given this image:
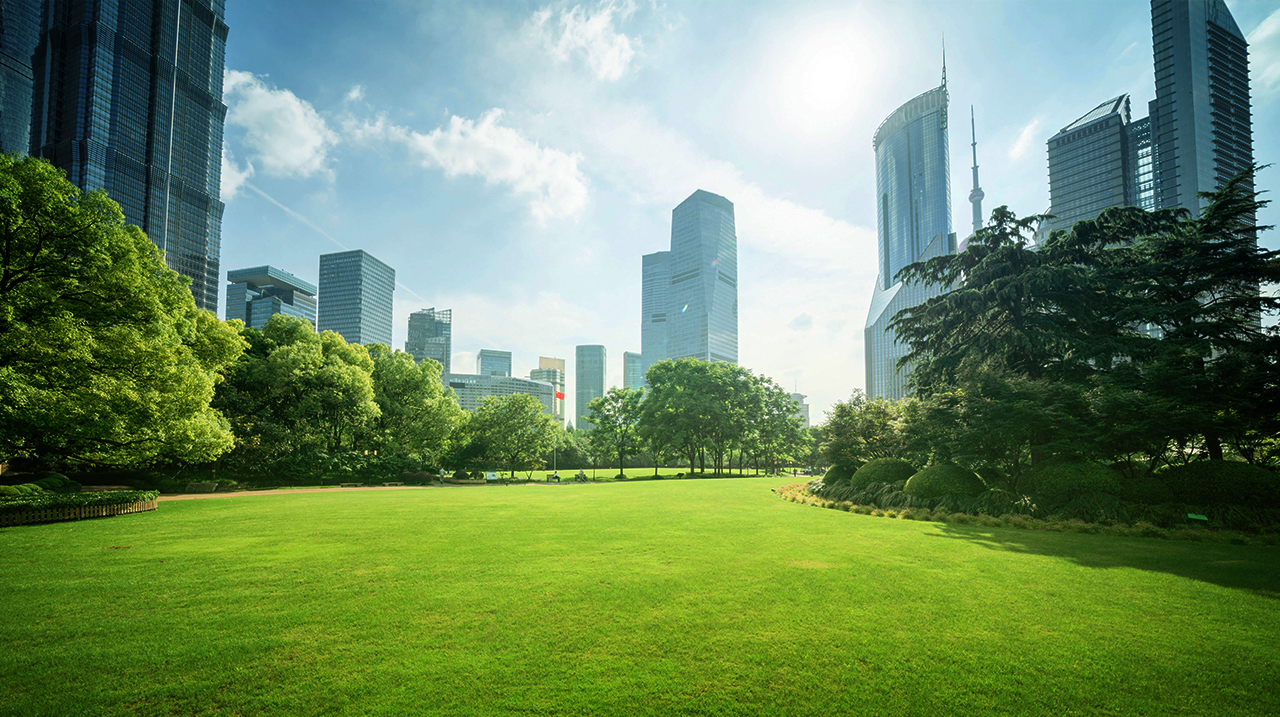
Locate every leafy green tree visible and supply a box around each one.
[0,154,245,468]
[364,345,463,472]
[748,374,805,475]
[820,390,905,469]
[584,386,644,477]
[468,393,557,481]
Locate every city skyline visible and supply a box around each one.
[198,1,1277,418]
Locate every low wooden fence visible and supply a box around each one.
[0,499,158,527]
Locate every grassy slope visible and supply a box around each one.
[1,477,1276,716]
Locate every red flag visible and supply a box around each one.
[555,391,565,400]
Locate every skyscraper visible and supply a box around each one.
[1150,0,1252,214]
[443,373,555,415]
[530,356,566,426]
[1048,95,1139,232]
[790,393,810,429]
[967,107,985,237]
[225,266,317,329]
[405,308,452,373]
[31,0,229,311]
[477,349,512,377]
[575,344,606,430]
[623,351,643,390]
[864,68,953,400]
[640,250,671,379]
[0,0,40,155]
[317,249,395,347]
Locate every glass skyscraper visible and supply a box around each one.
[405,307,451,373]
[0,0,40,155]
[30,0,229,312]
[623,351,642,390]
[640,250,671,380]
[575,344,606,430]
[317,249,395,347]
[477,349,512,377]
[225,265,316,329]
[1150,0,1252,214]
[864,76,953,401]
[1048,95,1139,232]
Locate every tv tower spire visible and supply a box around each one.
[968,105,984,235]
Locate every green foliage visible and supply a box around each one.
[852,458,917,489]
[465,393,557,479]
[0,485,19,496]
[584,386,645,477]
[821,390,906,466]
[1116,473,1174,505]
[0,154,246,469]
[822,464,854,486]
[1159,461,1280,509]
[0,489,158,514]
[363,344,462,472]
[904,464,985,499]
[1028,461,1123,504]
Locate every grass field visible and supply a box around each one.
[2,477,1277,716]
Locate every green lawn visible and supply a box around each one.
[2,477,1277,716]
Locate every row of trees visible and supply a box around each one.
[822,168,1279,489]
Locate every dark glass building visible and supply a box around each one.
[317,249,395,347]
[1150,0,1251,214]
[1048,95,1135,232]
[30,0,229,312]
[0,0,40,155]
[225,265,316,329]
[405,307,452,373]
[864,76,953,400]
[476,349,512,377]
[575,344,606,430]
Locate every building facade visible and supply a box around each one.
[443,373,554,415]
[225,265,316,328]
[667,190,738,363]
[1048,95,1137,232]
[864,75,953,400]
[623,351,643,390]
[405,307,451,373]
[0,0,40,155]
[790,392,810,429]
[640,250,671,380]
[530,356,566,426]
[317,249,395,347]
[31,0,229,311]
[1150,0,1251,214]
[476,349,512,377]
[575,344,606,430]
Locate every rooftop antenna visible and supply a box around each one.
[969,105,985,235]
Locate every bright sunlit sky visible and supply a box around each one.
[218,0,1280,423]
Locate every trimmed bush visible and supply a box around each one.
[904,464,985,499]
[1159,461,1279,509]
[0,489,159,515]
[1117,474,1173,504]
[0,486,19,497]
[1027,460,1122,504]
[852,459,917,489]
[822,464,855,486]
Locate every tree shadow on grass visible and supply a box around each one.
[925,522,1280,599]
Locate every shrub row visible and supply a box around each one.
[0,490,160,516]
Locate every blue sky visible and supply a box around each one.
[218,0,1280,422]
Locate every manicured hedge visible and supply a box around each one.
[1159,461,1279,509]
[904,464,985,499]
[0,490,159,516]
[852,459,918,489]
[822,464,855,486]
[1027,461,1122,503]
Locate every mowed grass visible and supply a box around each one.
[2,478,1277,716]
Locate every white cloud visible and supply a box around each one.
[1008,117,1042,160]
[348,110,589,223]
[530,2,640,81]
[1248,8,1280,99]
[223,69,339,181]
[219,145,254,201]
[345,84,365,103]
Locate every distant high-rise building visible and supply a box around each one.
[640,251,671,380]
[225,266,317,329]
[967,107,985,238]
[575,344,606,430]
[405,308,452,373]
[668,190,738,363]
[864,66,954,400]
[443,373,555,415]
[31,0,230,311]
[1150,0,1252,215]
[0,0,40,155]
[317,250,395,346]
[1048,95,1142,232]
[623,351,643,390]
[530,356,566,425]
[790,393,810,429]
[477,349,512,377]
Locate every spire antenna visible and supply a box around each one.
[968,105,985,236]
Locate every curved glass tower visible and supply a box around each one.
[864,78,953,400]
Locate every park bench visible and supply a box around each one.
[338,482,363,488]
[383,482,405,487]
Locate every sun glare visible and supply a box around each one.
[769,21,880,142]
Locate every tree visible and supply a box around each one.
[0,154,245,468]
[820,390,905,469]
[363,345,462,472]
[584,386,644,477]
[468,393,556,481]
